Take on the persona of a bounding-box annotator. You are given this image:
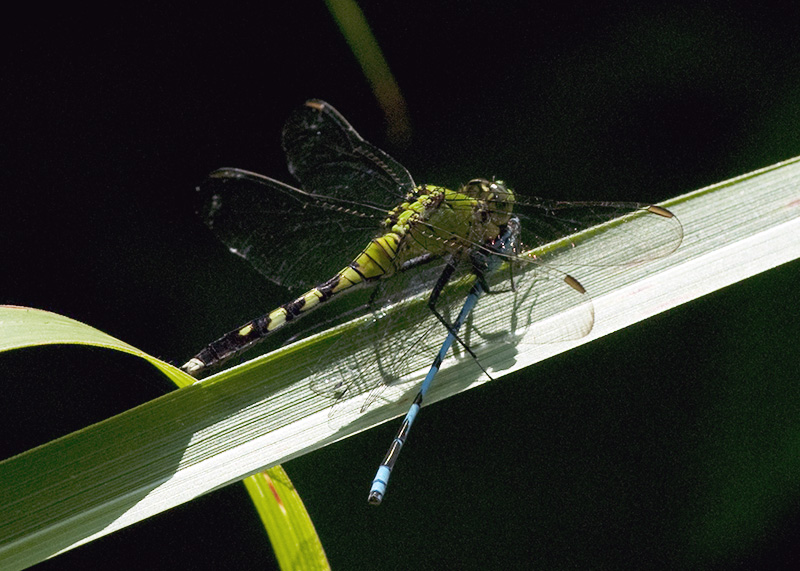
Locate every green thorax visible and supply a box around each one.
[382,179,515,267]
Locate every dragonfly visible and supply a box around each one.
[181,100,517,377]
[182,99,683,501]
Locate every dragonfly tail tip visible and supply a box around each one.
[181,358,206,377]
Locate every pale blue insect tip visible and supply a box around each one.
[368,466,391,505]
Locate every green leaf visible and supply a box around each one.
[2,156,799,568]
[0,307,328,571]
[0,305,191,388]
[243,467,330,571]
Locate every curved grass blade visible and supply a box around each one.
[243,467,330,571]
[0,306,328,571]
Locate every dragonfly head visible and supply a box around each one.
[463,178,515,226]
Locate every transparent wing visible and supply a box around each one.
[197,168,385,290]
[308,199,683,428]
[467,260,594,351]
[511,197,683,268]
[308,259,455,428]
[282,99,416,209]
[197,99,419,291]
[308,249,594,429]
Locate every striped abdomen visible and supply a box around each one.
[180,231,404,376]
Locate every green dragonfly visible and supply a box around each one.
[182,100,682,383]
[182,99,683,503]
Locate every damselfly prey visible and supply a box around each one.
[368,216,522,504]
[182,99,683,503]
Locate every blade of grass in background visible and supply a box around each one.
[1,156,799,568]
[324,0,411,145]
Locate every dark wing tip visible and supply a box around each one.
[304,99,327,110]
[647,205,674,218]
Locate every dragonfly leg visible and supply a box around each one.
[426,256,481,362]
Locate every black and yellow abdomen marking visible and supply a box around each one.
[181,229,407,376]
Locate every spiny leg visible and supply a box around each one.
[426,255,483,363]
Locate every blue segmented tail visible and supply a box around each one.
[368,216,521,505]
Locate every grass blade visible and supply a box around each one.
[1,156,798,568]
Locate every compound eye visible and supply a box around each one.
[489,181,512,202]
[464,178,491,194]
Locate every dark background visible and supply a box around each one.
[4,1,800,569]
